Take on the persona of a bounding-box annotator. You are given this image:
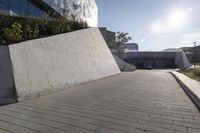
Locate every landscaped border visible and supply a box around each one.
[0,13,88,45]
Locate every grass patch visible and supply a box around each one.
[180,68,200,81]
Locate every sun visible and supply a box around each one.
[168,10,188,27]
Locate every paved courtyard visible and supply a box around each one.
[0,70,200,133]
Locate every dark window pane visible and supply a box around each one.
[0,0,9,5]
[0,3,9,14]
[28,2,37,16]
[20,0,28,16]
[28,2,45,17]
[10,0,20,8]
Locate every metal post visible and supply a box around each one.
[193,42,197,68]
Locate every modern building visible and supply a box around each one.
[0,0,98,27]
[99,27,116,48]
[124,50,192,69]
[112,43,139,58]
[123,43,139,52]
[180,46,200,63]
[164,45,200,63]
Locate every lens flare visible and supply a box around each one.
[168,10,188,27]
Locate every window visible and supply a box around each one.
[10,0,20,8]
[28,1,45,17]
[0,0,50,18]
[9,0,20,15]
[20,0,28,16]
[0,0,9,5]
[0,0,9,14]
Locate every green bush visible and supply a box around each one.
[193,68,200,77]
[2,22,23,43]
[0,13,88,45]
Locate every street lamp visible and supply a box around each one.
[193,42,197,68]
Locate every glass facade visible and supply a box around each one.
[0,0,98,27]
[0,0,46,17]
[42,0,98,27]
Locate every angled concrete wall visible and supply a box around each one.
[9,28,120,101]
[112,54,136,72]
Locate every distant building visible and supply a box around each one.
[123,43,139,52]
[0,0,98,27]
[99,27,116,48]
[164,46,200,63]
[180,47,193,63]
[124,50,191,69]
[112,43,139,58]
[180,46,200,63]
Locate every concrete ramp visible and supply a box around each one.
[8,28,120,101]
[113,54,136,71]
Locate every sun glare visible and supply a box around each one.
[168,10,188,27]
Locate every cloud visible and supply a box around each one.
[140,38,146,43]
[150,8,191,34]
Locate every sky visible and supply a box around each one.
[96,0,200,51]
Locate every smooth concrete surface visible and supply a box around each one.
[9,28,120,101]
[171,71,200,110]
[113,54,136,72]
[0,46,16,105]
[0,70,200,133]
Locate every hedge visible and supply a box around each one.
[193,68,200,77]
[0,13,88,45]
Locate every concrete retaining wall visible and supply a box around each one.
[9,28,120,101]
[0,46,17,105]
[112,54,136,72]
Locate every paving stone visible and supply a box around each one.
[0,70,200,133]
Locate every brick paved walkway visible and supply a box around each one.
[0,70,200,133]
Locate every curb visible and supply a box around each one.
[170,71,200,111]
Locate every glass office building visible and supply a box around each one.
[0,0,98,27]
[0,0,50,17]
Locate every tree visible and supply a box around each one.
[116,31,132,45]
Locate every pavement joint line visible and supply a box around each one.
[10,103,148,133]
[22,100,153,121]
[3,109,99,133]
[0,128,14,133]
[0,119,42,133]
[27,99,200,124]
[30,98,164,116]
[5,106,133,133]
[0,113,72,133]
[30,99,200,122]
[170,71,200,111]
[44,95,196,109]
[11,99,200,131]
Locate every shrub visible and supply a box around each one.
[0,13,88,45]
[193,68,200,77]
[2,22,23,43]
